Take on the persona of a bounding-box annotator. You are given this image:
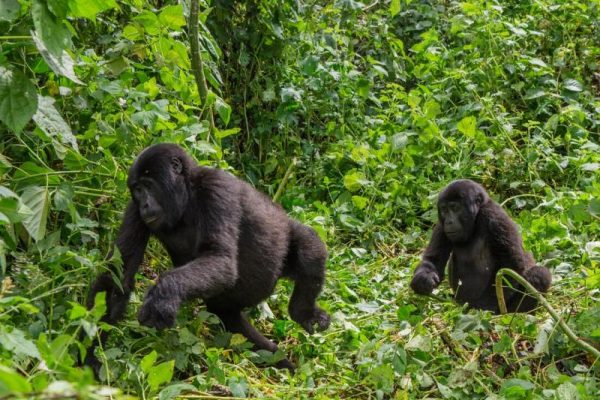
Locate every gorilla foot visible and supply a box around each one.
[293,307,331,334]
[275,358,296,372]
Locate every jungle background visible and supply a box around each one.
[0,0,598,398]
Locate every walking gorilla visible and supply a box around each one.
[86,143,330,371]
[410,179,551,313]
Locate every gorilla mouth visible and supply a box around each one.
[143,216,160,225]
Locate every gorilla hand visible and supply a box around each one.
[410,267,440,295]
[138,285,180,330]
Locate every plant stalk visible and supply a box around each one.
[495,268,600,359]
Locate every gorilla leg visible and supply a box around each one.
[284,222,330,334]
[215,310,295,371]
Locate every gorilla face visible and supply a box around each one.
[127,144,191,231]
[438,200,475,243]
[437,179,487,244]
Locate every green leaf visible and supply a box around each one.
[68,0,117,20]
[343,170,370,192]
[30,1,80,84]
[148,360,175,391]
[352,195,368,210]
[563,78,583,92]
[0,326,41,359]
[301,55,319,75]
[556,382,581,400]
[134,11,160,35]
[31,31,82,84]
[214,96,232,125]
[141,350,158,373]
[33,96,78,158]
[500,378,535,397]
[0,0,20,21]
[0,66,38,132]
[390,0,401,17]
[159,383,196,400]
[20,186,50,241]
[158,5,185,29]
[0,187,18,199]
[215,128,240,139]
[457,116,477,137]
[68,302,87,320]
[0,365,31,396]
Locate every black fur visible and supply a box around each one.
[410,179,552,313]
[86,143,330,372]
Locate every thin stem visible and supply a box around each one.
[188,0,215,139]
[273,158,297,202]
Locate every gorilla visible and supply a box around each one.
[86,143,330,371]
[410,179,551,313]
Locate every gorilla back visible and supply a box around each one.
[86,143,330,372]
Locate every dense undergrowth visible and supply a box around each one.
[0,0,598,398]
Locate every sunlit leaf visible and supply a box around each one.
[457,116,476,137]
[148,360,174,391]
[0,365,31,396]
[68,0,116,19]
[159,5,185,29]
[390,0,401,17]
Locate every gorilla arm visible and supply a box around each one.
[87,201,150,323]
[410,224,453,295]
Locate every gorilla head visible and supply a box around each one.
[127,144,195,231]
[437,179,488,243]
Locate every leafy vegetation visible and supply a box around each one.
[0,0,598,398]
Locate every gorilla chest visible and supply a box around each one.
[156,225,202,266]
[450,236,495,299]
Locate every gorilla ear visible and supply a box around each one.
[170,157,183,174]
[475,192,485,206]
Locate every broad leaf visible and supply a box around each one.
[33,96,79,159]
[148,360,175,391]
[158,5,185,29]
[0,0,19,21]
[457,116,476,137]
[20,186,50,241]
[215,96,232,125]
[390,0,401,17]
[31,31,82,84]
[0,66,38,132]
[563,78,583,92]
[68,0,117,20]
[0,326,40,359]
[0,365,31,396]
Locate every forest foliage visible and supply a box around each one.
[0,0,599,398]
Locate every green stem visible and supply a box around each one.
[273,158,297,203]
[188,0,215,139]
[495,268,600,359]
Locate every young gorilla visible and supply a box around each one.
[410,179,551,313]
[87,143,330,371]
